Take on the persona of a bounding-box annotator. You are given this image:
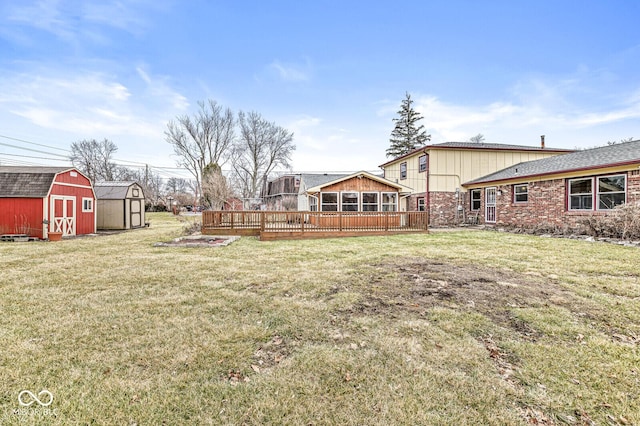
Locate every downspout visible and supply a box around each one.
[424,151,429,214]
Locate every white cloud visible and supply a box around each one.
[0,66,189,167]
[406,80,640,145]
[269,60,311,82]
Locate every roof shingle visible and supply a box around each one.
[465,140,640,185]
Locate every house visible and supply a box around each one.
[302,171,412,213]
[379,139,573,226]
[296,173,349,211]
[0,166,96,239]
[94,181,146,230]
[462,139,640,231]
[261,174,300,210]
[262,173,351,211]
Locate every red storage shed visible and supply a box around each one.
[0,166,96,239]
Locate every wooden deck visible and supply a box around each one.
[202,211,429,240]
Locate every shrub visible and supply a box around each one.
[580,202,640,240]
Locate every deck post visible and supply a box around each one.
[260,212,265,231]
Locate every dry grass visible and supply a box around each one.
[0,214,639,425]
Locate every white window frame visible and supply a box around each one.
[567,174,627,211]
[309,195,318,212]
[568,178,593,211]
[400,162,407,180]
[82,197,93,212]
[597,174,626,210]
[513,184,528,203]
[417,198,425,211]
[381,192,397,212]
[341,192,359,212]
[320,192,338,211]
[362,192,379,212]
[418,155,427,173]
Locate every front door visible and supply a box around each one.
[485,187,496,223]
[50,196,76,235]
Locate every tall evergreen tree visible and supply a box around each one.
[386,92,430,158]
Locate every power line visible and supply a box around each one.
[0,134,70,152]
[0,141,69,158]
[0,152,70,162]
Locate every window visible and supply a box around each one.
[82,198,93,212]
[382,193,397,211]
[568,174,627,211]
[341,192,359,211]
[470,189,481,211]
[309,196,318,212]
[569,178,593,210]
[132,188,140,197]
[321,192,338,211]
[514,184,528,203]
[400,162,407,180]
[598,175,626,210]
[419,155,427,172]
[362,192,378,211]
[417,198,425,211]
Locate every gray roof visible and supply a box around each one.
[465,139,640,185]
[0,166,71,197]
[298,174,349,190]
[94,181,140,199]
[429,141,566,151]
[380,141,571,167]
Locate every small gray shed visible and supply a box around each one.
[94,181,146,230]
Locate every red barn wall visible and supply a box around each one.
[0,198,45,238]
[50,170,96,235]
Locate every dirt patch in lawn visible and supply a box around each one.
[154,235,240,247]
[340,258,600,340]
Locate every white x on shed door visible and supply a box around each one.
[50,196,76,235]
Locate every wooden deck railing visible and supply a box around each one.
[202,210,428,240]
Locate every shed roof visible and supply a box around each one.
[0,166,71,197]
[464,139,640,185]
[94,181,140,199]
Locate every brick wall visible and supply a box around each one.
[481,170,640,232]
[407,192,464,226]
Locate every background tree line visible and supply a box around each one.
[165,99,295,209]
[69,99,295,210]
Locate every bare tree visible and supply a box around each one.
[69,138,120,182]
[165,177,189,195]
[165,99,235,198]
[232,111,295,205]
[469,133,485,143]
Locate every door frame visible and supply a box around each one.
[50,196,76,236]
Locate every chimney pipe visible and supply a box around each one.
[540,135,545,149]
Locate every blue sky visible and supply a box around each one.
[1,0,639,180]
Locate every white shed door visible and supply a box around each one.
[130,199,142,227]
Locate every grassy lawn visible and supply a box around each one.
[1,213,639,425]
